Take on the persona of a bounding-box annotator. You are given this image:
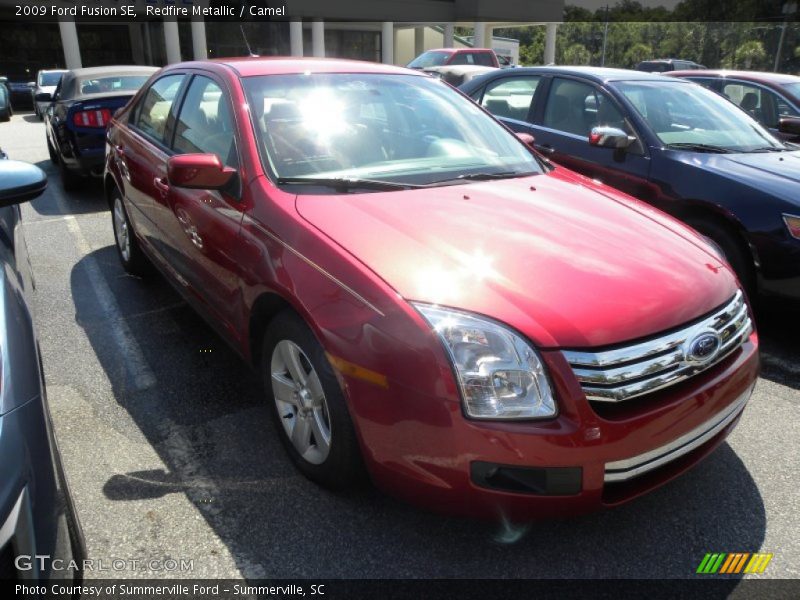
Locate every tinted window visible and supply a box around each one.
[481,76,540,121]
[135,75,184,145]
[543,78,628,137]
[450,53,474,65]
[173,76,237,168]
[472,53,496,67]
[721,82,780,128]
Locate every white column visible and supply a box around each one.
[381,22,394,64]
[473,22,487,48]
[191,20,207,60]
[59,20,82,70]
[290,20,303,57]
[414,27,425,57]
[484,24,493,49]
[311,20,325,57]
[544,23,558,65]
[443,23,455,48]
[164,19,181,64]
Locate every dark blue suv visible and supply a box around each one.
[460,67,800,301]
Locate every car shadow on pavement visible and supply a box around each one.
[27,159,108,216]
[753,299,800,391]
[69,246,767,584]
[22,114,41,123]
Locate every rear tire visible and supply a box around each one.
[260,311,366,489]
[111,190,149,277]
[687,217,755,298]
[59,157,82,192]
[47,138,58,164]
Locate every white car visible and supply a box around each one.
[32,69,67,120]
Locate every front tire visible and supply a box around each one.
[261,311,365,489]
[111,191,149,277]
[687,217,755,298]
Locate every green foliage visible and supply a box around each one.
[562,43,591,65]
[623,43,653,67]
[732,40,767,69]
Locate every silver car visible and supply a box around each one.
[32,69,67,120]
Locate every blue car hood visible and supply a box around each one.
[699,150,800,206]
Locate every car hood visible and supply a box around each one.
[693,150,800,205]
[295,171,738,348]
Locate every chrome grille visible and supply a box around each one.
[563,291,752,403]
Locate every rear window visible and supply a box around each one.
[79,75,149,95]
[407,51,450,69]
[637,62,670,73]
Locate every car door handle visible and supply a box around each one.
[114,145,125,157]
[153,177,170,194]
[534,144,555,155]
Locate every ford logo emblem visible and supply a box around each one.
[686,332,721,365]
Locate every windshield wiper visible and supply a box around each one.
[429,171,529,185]
[665,143,733,154]
[747,146,787,153]
[276,177,423,191]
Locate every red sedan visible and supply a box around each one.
[104,58,758,520]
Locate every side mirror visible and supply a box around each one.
[778,117,800,136]
[0,161,48,207]
[167,153,236,190]
[35,92,52,103]
[589,126,634,149]
[516,132,535,146]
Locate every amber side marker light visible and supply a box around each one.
[326,353,389,389]
[783,214,800,240]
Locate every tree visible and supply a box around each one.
[623,42,653,67]
[734,40,766,69]
[795,46,800,59]
[562,43,591,65]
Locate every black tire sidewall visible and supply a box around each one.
[260,312,365,489]
[110,191,149,277]
[688,218,755,297]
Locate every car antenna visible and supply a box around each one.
[240,24,259,57]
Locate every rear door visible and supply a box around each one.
[529,76,653,198]
[163,73,246,340]
[117,73,186,255]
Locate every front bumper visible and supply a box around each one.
[351,331,758,520]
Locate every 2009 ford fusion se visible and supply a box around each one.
[103,58,758,519]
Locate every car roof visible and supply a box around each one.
[68,65,158,78]
[471,66,682,84]
[668,69,800,85]
[207,56,423,78]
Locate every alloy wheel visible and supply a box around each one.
[270,340,332,465]
[113,197,131,263]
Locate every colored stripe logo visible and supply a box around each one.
[696,552,773,574]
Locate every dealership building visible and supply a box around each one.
[0,0,563,78]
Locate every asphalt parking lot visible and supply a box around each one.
[2,111,799,580]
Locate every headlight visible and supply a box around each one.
[414,304,557,420]
[783,213,800,240]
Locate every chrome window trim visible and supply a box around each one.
[604,386,752,482]
[563,291,751,402]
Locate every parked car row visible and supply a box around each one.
[20,56,797,524]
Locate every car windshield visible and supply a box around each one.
[79,75,149,94]
[243,72,543,190]
[407,51,450,68]
[615,80,784,152]
[39,72,63,86]
[782,82,800,99]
